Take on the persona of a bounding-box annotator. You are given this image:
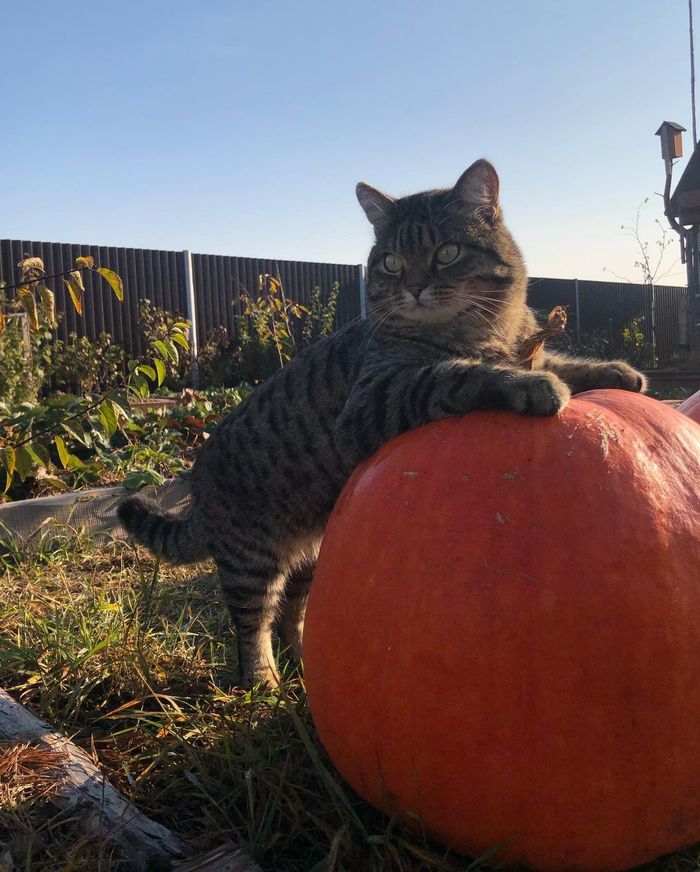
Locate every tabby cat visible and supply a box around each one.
[118,160,645,687]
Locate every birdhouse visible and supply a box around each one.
[656,121,686,161]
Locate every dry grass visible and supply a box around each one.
[0,744,67,804]
[0,538,699,871]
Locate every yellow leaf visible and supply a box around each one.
[96,266,124,302]
[0,310,4,335]
[75,255,95,269]
[17,285,39,330]
[1,446,16,479]
[17,256,45,284]
[68,269,86,293]
[63,272,85,315]
[37,284,56,327]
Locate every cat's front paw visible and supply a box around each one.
[499,371,570,416]
[592,361,647,393]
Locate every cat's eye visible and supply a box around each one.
[383,253,404,274]
[435,243,460,265]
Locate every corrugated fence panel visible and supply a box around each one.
[576,279,653,343]
[527,277,578,317]
[0,240,189,355]
[190,254,362,342]
[655,283,688,362]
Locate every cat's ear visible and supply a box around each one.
[356,182,396,228]
[452,159,500,221]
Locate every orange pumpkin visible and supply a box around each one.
[678,388,700,424]
[304,390,700,872]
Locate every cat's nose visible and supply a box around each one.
[406,286,424,299]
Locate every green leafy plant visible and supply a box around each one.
[300,282,340,348]
[240,273,309,369]
[621,315,655,368]
[0,313,42,405]
[204,274,307,386]
[0,254,126,405]
[49,332,126,395]
[196,325,231,387]
[0,283,57,405]
[0,270,190,496]
[201,278,338,387]
[138,299,191,389]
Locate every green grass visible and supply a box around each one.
[1,539,699,871]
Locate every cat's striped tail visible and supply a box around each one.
[117,495,209,564]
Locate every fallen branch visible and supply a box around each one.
[0,688,261,872]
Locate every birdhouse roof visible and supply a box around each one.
[656,121,687,134]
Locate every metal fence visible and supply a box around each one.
[527,276,688,364]
[0,239,689,365]
[0,240,363,357]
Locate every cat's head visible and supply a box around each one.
[356,160,526,329]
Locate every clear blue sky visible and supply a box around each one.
[2,0,693,283]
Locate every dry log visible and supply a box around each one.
[0,689,261,872]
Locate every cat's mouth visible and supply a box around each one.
[395,285,503,327]
[401,287,435,308]
[398,287,459,322]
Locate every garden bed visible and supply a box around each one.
[0,387,249,503]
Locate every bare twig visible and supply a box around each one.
[518,307,568,369]
[606,200,676,286]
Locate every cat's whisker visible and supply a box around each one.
[458,299,509,341]
[358,305,397,359]
[456,292,503,315]
[359,315,392,359]
[465,298,503,319]
[463,300,502,319]
[461,306,500,335]
[455,301,501,323]
[340,299,393,332]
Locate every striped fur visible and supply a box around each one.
[119,159,645,687]
[116,495,208,563]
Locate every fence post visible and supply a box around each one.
[574,278,581,343]
[650,283,658,364]
[358,264,367,319]
[182,250,200,388]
